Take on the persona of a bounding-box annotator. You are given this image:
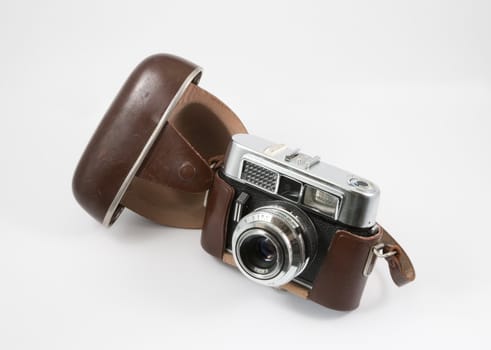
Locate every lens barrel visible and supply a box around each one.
[236,229,283,279]
[232,203,317,287]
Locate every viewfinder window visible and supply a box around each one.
[278,176,302,201]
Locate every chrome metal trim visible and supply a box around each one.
[223,134,380,228]
[235,229,284,280]
[224,248,313,290]
[239,159,280,194]
[363,243,398,277]
[285,148,300,161]
[231,204,317,288]
[233,192,250,222]
[291,278,313,290]
[374,244,397,258]
[102,66,203,226]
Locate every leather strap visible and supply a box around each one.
[378,226,416,286]
[138,122,213,193]
[201,172,235,257]
[121,83,247,228]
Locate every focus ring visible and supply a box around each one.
[231,203,316,287]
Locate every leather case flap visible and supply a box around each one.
[73,54,247,227]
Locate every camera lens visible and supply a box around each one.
[238,231,281,274]
[232,202,317,287]
[257,237,276,262]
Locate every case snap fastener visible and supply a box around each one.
[179,161,196,180]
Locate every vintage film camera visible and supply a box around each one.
[202,134,412,310]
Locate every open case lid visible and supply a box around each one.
[72,54,247,228]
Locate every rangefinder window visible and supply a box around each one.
[302,185,340,219]
[278,176,302,201]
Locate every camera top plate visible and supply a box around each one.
[223,134,380,228]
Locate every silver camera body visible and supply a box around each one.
[221,134,380,288]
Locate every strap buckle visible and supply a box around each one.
[363,243,397,277]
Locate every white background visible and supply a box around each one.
[1,0,490,349]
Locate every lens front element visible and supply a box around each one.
[257,237,277,262]
[237,229,283,279]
